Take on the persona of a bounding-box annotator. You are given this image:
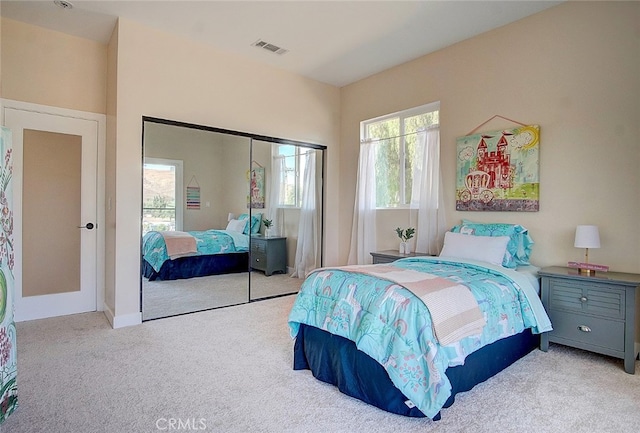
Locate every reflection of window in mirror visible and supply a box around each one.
[277,144,307,208]
[142,157,184,234]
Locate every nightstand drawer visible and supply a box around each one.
[251,252,267,269]
[373,256,395,264]
[548,310,625,352]
[251,240,267,253]
[548,279,624,319]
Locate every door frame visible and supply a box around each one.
[0,98,106,318]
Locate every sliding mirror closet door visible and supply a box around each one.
[141,120,251,320]
[249,140,324,300]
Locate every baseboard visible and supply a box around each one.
[102,305,142,329]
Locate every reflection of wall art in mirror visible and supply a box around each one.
[248,167,265,208]
[186,175,201,210]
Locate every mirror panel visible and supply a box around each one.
[141,119,325,320]
[141,121,251,320]
[248,141,324,300]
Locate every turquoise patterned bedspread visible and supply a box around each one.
[142,229,249,272]
[288,256,552,419]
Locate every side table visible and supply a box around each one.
[370,249,431,264]
[539,266,640,374]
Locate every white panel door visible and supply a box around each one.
[4,106,98,321]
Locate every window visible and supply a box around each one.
[142,158,183,234]
[361,102,439,208]
[276,144,307,207]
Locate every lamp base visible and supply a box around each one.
[578,268,596,276]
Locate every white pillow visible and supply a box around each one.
[226,219,247,233]
[439,231,510,266]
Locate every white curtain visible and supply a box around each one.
[291,151,317,278]
[268,148,285,236]
[411,127,446,255]
[348,140,377,265]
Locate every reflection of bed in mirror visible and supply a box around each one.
[141,230,248,281]
[141,213,261,281]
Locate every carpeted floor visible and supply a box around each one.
[142,272,303,320]
[2,295,639,433]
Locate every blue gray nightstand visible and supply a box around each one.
[370,250,431,264]
[539,266,640,374]
[250,235,287,276]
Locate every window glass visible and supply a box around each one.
[143,159,182,234]
[362,103,439,208]
[278,145,297,206]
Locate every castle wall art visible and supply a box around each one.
[456,125,539,212]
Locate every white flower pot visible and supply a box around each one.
[399,242,406,254]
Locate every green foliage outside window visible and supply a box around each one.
[365,108,439,208]
[142,194,176,234]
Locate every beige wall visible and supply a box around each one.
[340,1,640,273]
[0,18,107,114]
[110,18,341,322]
[104,22,118,317]
[3,1,639,326]
[2,17,340,324]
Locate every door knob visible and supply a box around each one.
[78,223,95,230]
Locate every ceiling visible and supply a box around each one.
[1,1,563,87]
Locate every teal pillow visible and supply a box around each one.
[450,220,534,268]
[238,213,262,235]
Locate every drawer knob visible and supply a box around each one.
[256,258,260,262]
[577,325,592,333]
[579,296,588,303]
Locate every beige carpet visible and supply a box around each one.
[143,272,303,320]
[2,295,639,433]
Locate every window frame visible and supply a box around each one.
[360,101,440,209]
[142,157,184,233]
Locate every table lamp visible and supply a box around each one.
[574,225,600,275]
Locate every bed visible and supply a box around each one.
[288,222,552,420]
[141,213,262,281]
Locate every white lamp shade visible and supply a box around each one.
[574,225,601,249]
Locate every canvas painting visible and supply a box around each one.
[456,125,539,212]
[0,126,17,423]
[186,186,200,210]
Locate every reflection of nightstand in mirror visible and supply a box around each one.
[251,235,287,276]
[539,266,640,374]
[370,250,431,264]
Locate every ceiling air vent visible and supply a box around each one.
[54,0,74,9]
[252,39,289,55]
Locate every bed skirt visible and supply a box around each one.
[142,252,249,281]
[293,324,538,420]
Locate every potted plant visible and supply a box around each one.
[263,219,273,237]
[395,227,415,254]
